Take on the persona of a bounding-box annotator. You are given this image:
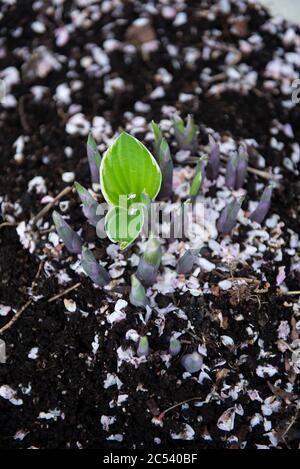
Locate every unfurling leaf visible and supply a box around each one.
[87,133,101,185]
[137,237,162,286]
[249,185,273,224]
[100,132,162,207]
[129,274,149,309]
[189,156,207,197]
[75,182,102,227]
[206,135,220,181]
[217,197,244,234]
[137,336,150,357]
[52,211,82,254]
[81,247,110,287]
[181,352,203,373]
[100,132,161,249]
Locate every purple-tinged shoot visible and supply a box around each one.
[225,144,248,190]
[75,182,101,227]
[52,211,82,254]
[235,143,248,190]
[81,247,111,287]
[158,137,173,200]
[249,185,273,225]
[181,351,203,373]
[137,336,150,357]
[189,156,207,198]
[225,151,239,189]
[137,237,162,287]
[176,249,200,275]
[206,135,220,181]
[169,336,181,356]
[87,133,101,185]
[217,197,244,234]
[130,274,150,309]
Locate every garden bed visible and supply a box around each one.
[0,0,300,449]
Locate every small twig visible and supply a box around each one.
[279,409,299,449]
[220,154,280,181]
[0,222,16,230]
[48,282,81,303]
[183,154,280,182]
[38,228,54,235]
[0,299,33,335]
[277,340,294,353]
[31,261,44,290]
[228,276,260,284]
[157,396,203,421]
[284,291,300,296]
[210,72,227,83]
[32,186,73,224]
[184,329,203,342]
[281,411,299,439]
[0,261,44,335]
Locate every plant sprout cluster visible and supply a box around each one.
[52,115,273,374]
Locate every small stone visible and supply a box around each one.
[66,113,90,136]
[64,298,77,312]
[31,21,46,34]
[28,347,39,360]
[62,172,75,183]
[150,86,165,100]
[218,280,232,291]
[221,335,234,347]
[0,305,11,316]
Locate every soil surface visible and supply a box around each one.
[0,0,300,449]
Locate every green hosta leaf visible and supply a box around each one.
[100,132,162,207]
[105,205,145,250]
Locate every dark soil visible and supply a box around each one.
[0,0,300,449]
